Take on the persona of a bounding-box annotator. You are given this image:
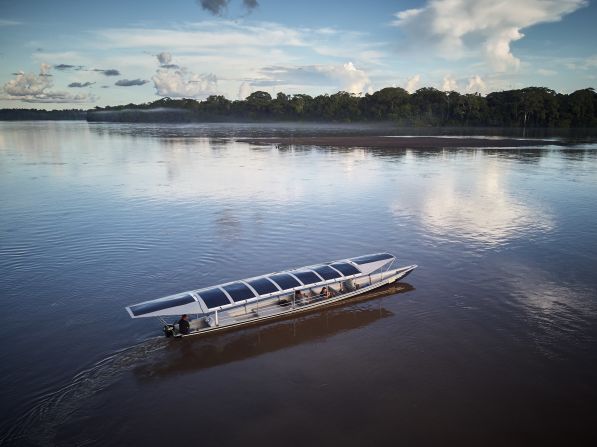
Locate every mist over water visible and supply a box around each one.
[1,121,596,446]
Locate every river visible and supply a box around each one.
[0,121,596,446]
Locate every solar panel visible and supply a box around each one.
[350,253,393,264]
[222,282,256,302]
[330,262,361,276]
[199,288,231,309]
[130,294,195,316]
[312,265,342,280]
[246,277,279,295]
[291,270,322,285]
[268,273,302,290]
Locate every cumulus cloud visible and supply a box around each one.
[442,75,458,92]
[238,81,253,99]
[405,74,421,93]
[332,62,371,94]
[68,81,95,88]
[153,69,217,97]
[198,0,258,16]
[151,53,217,98]
[39,63,52,77]
[466,75,486,93]
[253,62,370,94]
[4,67,51,97]
[394,0,587,71]
[2,64,95,103]
[115,78,149,86]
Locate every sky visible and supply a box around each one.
[1,0,596,109]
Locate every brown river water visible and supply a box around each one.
[0,122,596,446]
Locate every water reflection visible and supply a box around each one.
[392,156,554,247]
[503,262,597,360]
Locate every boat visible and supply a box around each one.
[125,253,417,338]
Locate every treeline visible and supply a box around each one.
[0,108,86,120]
[86,86,597,127]
[3,86,597,127]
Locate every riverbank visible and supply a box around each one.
[238,135,561,148]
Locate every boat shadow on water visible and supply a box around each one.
[132,282,415,381]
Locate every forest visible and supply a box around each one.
[2,86,596,127]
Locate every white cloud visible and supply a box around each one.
[565,55,597,71]
[466,75,486,93]
[94,21,382,71]
[151,53,218,98]
[330,62,371,94]
[442,75,458,91]
[405,74,421,93]
[537,68,557,76]
[252,62,371,94]
[21,92,96,103]
[2,64,96,103]
[238,81,252,99]
[78,21,384,100]
[152,68,218,98]
[394,0,587,71]
[4,69,51,97]
[96,21,306,50]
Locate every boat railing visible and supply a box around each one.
[189,269,408,331]
[202,269,397,329]
[205,289,344,327]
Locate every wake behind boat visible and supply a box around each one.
[125,253,417,338]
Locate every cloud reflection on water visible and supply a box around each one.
[392,155,554,248]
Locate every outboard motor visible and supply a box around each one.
[163,324,175,338]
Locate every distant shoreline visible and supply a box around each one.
[237,136,561,148]
[1,86,596,127]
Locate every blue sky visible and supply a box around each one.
[1,0,596,109]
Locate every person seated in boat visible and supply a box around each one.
[320,286,331,299]
[178,314,191,335]
[294,290,303,303]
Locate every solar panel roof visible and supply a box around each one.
[312,265,342,280]
[222,282,256,302]
[330,262,361,276]
[246,277,279,295]
[291,270,322,285]
[199,288,231,309]
[268,273,302,290]
[130,294,195,317]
